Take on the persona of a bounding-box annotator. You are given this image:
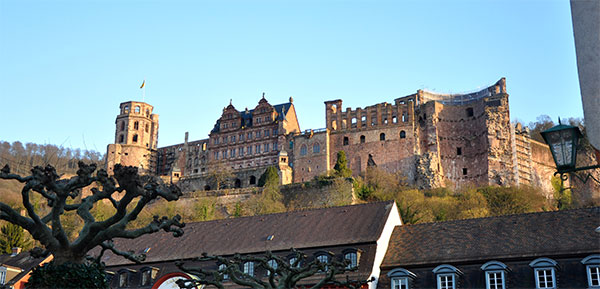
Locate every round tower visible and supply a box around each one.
[106,101,159,175]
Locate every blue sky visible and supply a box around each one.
[0,0,581,152]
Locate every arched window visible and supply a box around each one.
[380,133,386,141]
[400,131,406,139]
[300,145,307,156]
[234,179,241,188]
[249,176,256,185]
[135,106,140,113]
[360,135,365,143]
[316,254,329,272]
[204,185,211,191]
[466,107,474,117]
[243,262,254,276]
[343,249,360,269]
[124,105,129,113]
[218,264,228,280]
[529,258,558,289]
[134,121,139,130]
[582,254,600,288]
[119,135,124,143]
[433,264,461,289]
[481,261,508,289]
[313,143,320,153]
[145,123,149,132]
[388,268,416,289]
[343,137,349,146]
[146,109,150,117]
[266,259,278,276]
[132,134,138,143]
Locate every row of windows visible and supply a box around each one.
[122,105,150,117]
[119,121,150,133]
[213,143,278,160]
[217,251,359,280]
[341,131,407,146]
[333,113,410,130]
[389,255,600,289]
[214,129,278,145]
[114,267,157,288]
[299,143,321,156]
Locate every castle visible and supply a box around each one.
[106,78,555,193]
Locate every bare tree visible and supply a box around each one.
[0,162,185,265]
[175,249,372,289]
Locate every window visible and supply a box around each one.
[466,107,474,117]
[289,257,298,267]
[273,128,278,135]
[265,143,270,152]
[433,265,461,289]
[300,145,307,156]
[388,268,416,289]
[243,262,254,276]
[380,133,386,141]
[0,267,6,285]
[457,147,462,155]
[530,258,558,289]
[256,131,261,138]
[248,132,252,140]
[232,135,236,143]
[392,116,398,123]
[400,131,406,139]
[135,106,140,113]
[265,130,270,137]
[119,272,128,287]
[119,135,124,143]
[134,121,139,130]
[361,115,366,124]
[313,143,320,153]
[145,123,149,133]
[141,269,151,286]
[360,135,365,143]
[481,261,508,289]
[132,134,138,143]
[219,264,229,280]
[343,137,349,146]
[249,176,256,185]
[248,146,252,155]
[462,168,467,175]
[267,259,278,276]
[582,255,600,288]
[239,134,244,141]
[344,252,357,269]
[316,254,329,271]
[120,121,125,131]
[124,105,129,113]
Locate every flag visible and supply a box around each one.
[140,80,145,89]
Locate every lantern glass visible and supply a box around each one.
[541,123,581,172]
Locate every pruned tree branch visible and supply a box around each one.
[0,162,185,265]
[176,249,372,289]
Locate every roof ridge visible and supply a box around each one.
[399,206,600,228]
[185,200,395,226]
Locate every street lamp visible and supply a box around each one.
[541,119,599,183]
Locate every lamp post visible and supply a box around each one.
[541,119,600,183]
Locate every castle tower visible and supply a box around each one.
[106,101,159,175]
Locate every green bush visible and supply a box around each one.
[26,261,108,289]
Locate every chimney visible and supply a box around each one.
[11,247,21,256]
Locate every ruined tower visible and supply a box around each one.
[106,101,159,175]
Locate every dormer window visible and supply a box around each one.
[388,268,416,289]
[529,258,558,289]
[316,254,330,271]
[582,255,600,288]
[243,262,254,276]
[481,261,508,289]
[266,259,278,276]
[343,251,358,269]
[140,267,158,286]
[433,265,461,289]
[219,263,229,280]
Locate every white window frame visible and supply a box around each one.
[534,268,556,289]
[529,258,558,289]
[582,254,600,288]
[266,259,278,276]
[391,276,409,289]
[437,273,455,289]
[433,264,461,289]
[243,261,254,276]
[218,263,229,280]
[0,267,6,285]
[344,252,357,269]
[485,271,505,289]
[481,260,508,289]
[388,268,416,289]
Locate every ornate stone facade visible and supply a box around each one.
[106,79,555,192]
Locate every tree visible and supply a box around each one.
[207,161,233,190]
[175,249,373,289]
[0,162,185,288]
[258,166,279,187]
[0,222,31,254]
[333,151,352,178]
[552,176,573,210]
